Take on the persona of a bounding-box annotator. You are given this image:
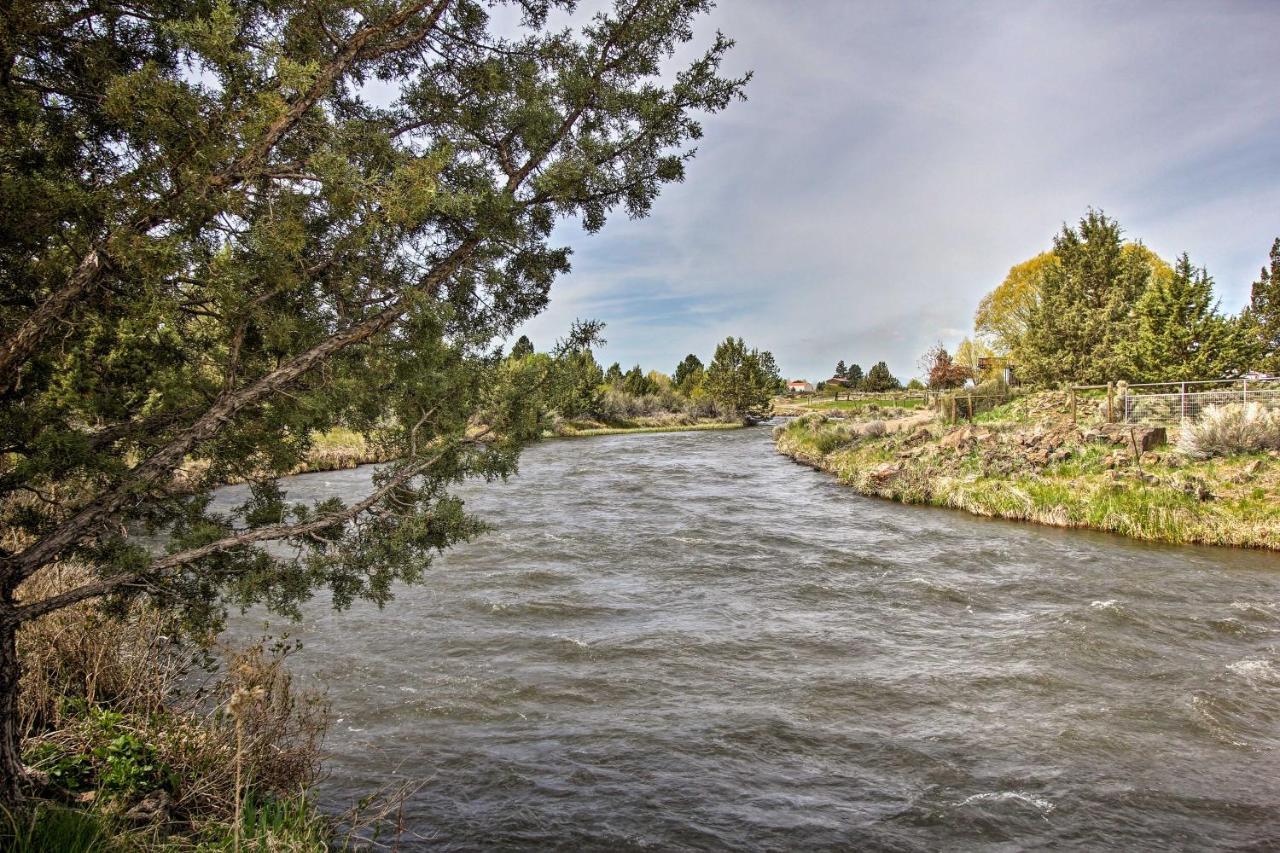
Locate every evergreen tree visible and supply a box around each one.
[673,354,704,392]
[1020,211,1155,385]
[863,361,900,392]
[1247,238,1280,374]
[704,337,774,421]
[1119,254,1256,382]
[846,363,864,387]
[835,360,847,379]
[0,0,745,797]
[622,365,656,397]
[605,362,625,387]
[550,349,605,419]
[510,335,535,359]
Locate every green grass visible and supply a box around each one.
[0,804,122,853]
[807,397,925,411]
[775,412,1280,550]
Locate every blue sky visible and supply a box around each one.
[513,0,1280,383]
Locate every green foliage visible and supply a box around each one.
[604,362,624,387]
[622,365,658,397]
[702,337,778,422]
[907,378,925,390]
[1118,254,1256,381]
[1246,237,1280,373]
[846,363,864,386]
[1020,211,1155,384]
[0,803,121,853]
[673,354,704,394]
[0,0,746,642]
[835,360,847,378]
[25,707,175,800]
[509,335,535,360]
[863,361,900,392]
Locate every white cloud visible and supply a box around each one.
[517,0,1280,383]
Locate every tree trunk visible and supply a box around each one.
[0,616,23,802]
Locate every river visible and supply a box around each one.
[218,424,1280,850]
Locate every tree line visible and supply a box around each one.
[507,333,782,424]
[820,360,906,392]
[967,210,1278,386]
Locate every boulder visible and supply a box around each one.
[1090,424,1167,452]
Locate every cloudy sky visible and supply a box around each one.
[513,0,1280,383]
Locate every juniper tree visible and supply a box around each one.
[0,0,746,798]
[510,335,536,359]
[673,353,702,392]
[1247,238,1280,373]
[1020,211,1155,385]
[1118,254,1255,382]
[845,363,863,387]
[703,336,774,421]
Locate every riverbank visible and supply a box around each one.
[549,420,744,437]
[774,394,1280,550]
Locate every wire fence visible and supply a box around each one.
[1071,377,1280,425]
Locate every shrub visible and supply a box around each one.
[1178,403,1280,458]
[862,420,887,438]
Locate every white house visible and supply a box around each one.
[787,379,814,394]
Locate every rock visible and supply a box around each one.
[125,790,172,824]
[1176,476,1214,501]
[938,425,992,451]
[868,462,902,483]
[1091,424,1167,451]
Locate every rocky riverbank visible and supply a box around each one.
[774,394,1280,550]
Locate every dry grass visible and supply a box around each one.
[16,565,328,834]
[775,401,1280,550]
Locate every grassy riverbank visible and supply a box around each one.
[549,420,744,437]
[774,394,1280,550]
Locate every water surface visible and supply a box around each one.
[221,425,1280,850]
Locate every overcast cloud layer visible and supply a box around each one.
[513,0,1280,384]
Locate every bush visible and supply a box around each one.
[862,420,887,438]
[16,564,328,827]
[1178,403,1280,458]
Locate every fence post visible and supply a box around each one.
[1106,382,1114,423]
[1070,387,1077,424]
[967,394,974,422]
[1180,382,1187,421]
[950,396,957,423]
[1243,377,1248,404]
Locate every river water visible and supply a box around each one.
[219,424,1280,850]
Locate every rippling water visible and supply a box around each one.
[219,425,1280,850]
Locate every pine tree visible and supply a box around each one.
[605,362,624,387]
[846,363,864,387]
[835,360,847,378]
[1119,254,1255,382]
[1247,238,1280,373]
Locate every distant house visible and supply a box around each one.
[787,379,814,394]
[826,376,852,388]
